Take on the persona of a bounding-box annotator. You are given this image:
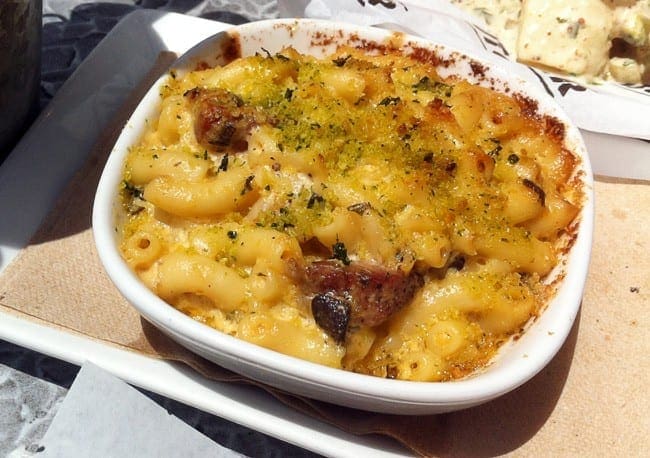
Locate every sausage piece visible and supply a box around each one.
[305,261,424,340]
[185,87,273,152]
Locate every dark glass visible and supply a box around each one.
[0,0,42,160]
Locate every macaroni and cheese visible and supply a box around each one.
[117,45,583,381]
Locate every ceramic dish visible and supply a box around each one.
[93,18,594,414]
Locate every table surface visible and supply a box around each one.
[0,1,322,456]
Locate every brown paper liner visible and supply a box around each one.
[1,53,648,456]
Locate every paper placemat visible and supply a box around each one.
[1,52,648,457]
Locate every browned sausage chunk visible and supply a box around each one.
[184,87,273,152]
[305,261,424,340]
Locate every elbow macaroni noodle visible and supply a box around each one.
[118,45,583,381]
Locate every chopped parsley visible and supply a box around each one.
[378,96,400,106]
[332,55,351,67]
[240,175,255,195]
[218,154,229,172]
[332,241,351,265]
[123,181,144,199]
[307,192,325,209]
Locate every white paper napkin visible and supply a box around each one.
[32,363,245,458]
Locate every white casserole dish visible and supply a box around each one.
[92,18,594,415]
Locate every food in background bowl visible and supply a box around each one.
[451,0,650,84]
[94,19,592,413]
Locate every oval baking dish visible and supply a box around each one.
[93,18,593,414]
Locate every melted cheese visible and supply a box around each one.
[118,47,583,381]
